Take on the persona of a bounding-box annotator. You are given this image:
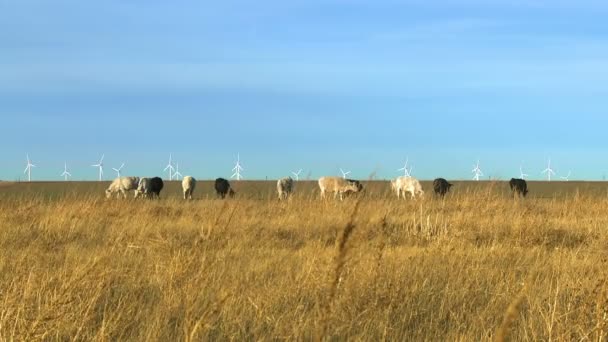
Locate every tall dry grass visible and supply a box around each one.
[1,187,608,340]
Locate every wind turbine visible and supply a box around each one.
[61,162,72,181]
[23,154,36,182]
[397,158,412,177]
[173,162,183,180]
[472,160,483,181]
[231,153,244,181]
[541,159,556,181]
[164,154,175,181]
[92,154,105,181]
[560,171,571,181]
[519,165,529,179]
[112,163,125,178]
[340,168,351,179]
[292,169,303,181]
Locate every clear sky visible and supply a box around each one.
[2,0,608,181]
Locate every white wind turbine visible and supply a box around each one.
[173,162,183,180]
[164,154,175,181]
[23,154,36,182]
[519,165,529,179]
[541,159,556,181]
[61,162,72,181]
[292,169,303,181]
[560,171,571,181]
[472,160,483,181]
[92,154,105,181]
[397,158,412,177]
[340,168,351,179]
[112,163,125,178]
[231,153,244,180]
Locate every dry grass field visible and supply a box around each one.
[1,180,608,340]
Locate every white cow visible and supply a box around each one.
[182,176,196,200]
[105,177,139,199]
[277,177,294,200]
[318,176,363,200]
[391,176,424,199]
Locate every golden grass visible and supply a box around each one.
[1,188,608,340]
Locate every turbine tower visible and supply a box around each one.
[231,153,244,181]
[173,162,183,180]
[23,154,36,182]
[541,159,556,181]
[292,169,303,181]
[61,162,72,181]
[340,168,351,179]
[92,154,105,181]
[164,154,175,181]
[472,160,483,181]
[112,163,125,178]
[519,165,529,179]
[560,171,571,181]
[398,158,412,177]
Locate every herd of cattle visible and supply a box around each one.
[105,175,530,200]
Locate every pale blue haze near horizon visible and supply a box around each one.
[1,0,608,181]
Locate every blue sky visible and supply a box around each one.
[2,0,608,181]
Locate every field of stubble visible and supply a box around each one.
[1,180,608,340]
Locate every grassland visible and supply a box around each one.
[1,180,608,340]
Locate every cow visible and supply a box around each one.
[318,176,363,200]
[277,177,294,200]
[215,178,235,199]
[509,178,528,197]
[136,177,164,199]
[105,176,139,199]
[433,178,453,197]
[391,176,424,199]
[182,176,196,200]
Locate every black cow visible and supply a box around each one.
[215,178,235,199]
[346,179,364,192]
[136,177,164,199]
[509,178,528,197]
[342,179,364,198]
[433,178,452,197]
[149,177,164,198]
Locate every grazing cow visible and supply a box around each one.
[433,178,453,197]
[509,178,528,197]
[105,176,139,199]
[391,176,424,199]
[182,176,196,200]
[215,178,235,199]
[318,176,363,200]
[136,177,164,199]
[277,177,294,200]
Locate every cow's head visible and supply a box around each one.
[390,179,397,191]
[346,180,363,193]
[228,189,236,198]
[105,189,112,199]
